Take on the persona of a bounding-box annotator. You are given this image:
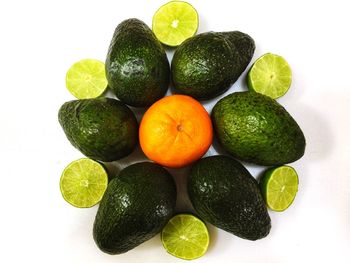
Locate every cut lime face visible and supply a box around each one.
[152,1,199,47]
[260,166,299,212]
[247,53,292,99]
[66,59,108,99]
[60,158,108,208]
[161,214,209,260]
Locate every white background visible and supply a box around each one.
[1,0,349,262]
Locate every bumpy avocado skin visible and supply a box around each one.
[106,18,170,107]
[188,155,271,240]
[58,98,138,162]
[171,31,255,100]
[212,91,306,166]
[93,162,177,254]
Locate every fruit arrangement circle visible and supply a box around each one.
[58,1,305,260]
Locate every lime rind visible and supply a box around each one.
[248,53,292,99]
[152,1,199,47]
[66,59,108,99]
[60,158,108,208]
[261,166,299,212]
[161,214,209,260]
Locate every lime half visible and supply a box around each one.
[161,214,209,260]
[260,166,299,212]
[247,53,292,99]
[66,59,107,99]
[60,158,108,208]
[152,1,198,46]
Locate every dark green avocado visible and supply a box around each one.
[171,31,255,100]
[58,98,138,162]
[93,162,177,254]
[188,155,271,240]
[212,91,306,166]
[106,18,170,107]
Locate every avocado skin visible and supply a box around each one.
[93,162,176,254]
[58,98,138,162]
[106,18,170,107]
[212,91,306,166]
[188,155,271,240]
[171,31,255,100]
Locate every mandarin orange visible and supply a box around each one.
[139,95,213,168]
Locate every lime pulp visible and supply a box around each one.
[65,59,108,99]
[60,158,108,208]
[152,1,198,47]
[247,53,292,99]
[260,165,299,212]
[161,214,209,260]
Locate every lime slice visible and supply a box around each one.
[66,59,107,99]
[152,1,198,47]
[247,53,292,99]
[60,158,108,208]
[161,214,209,260]
[260,166,299,212]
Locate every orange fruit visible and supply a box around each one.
[139,95,213,168]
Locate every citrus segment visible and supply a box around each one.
[247,53,292,99]
[161,214,209,260]
[66,59,107,99]
[60,158,108,208]
[152,1,198,46]
[260,165,299,211]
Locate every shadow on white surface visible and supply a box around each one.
[134,233,163,252]
[205,222,221,254]
[286,102,333,162]
[197,8,208,34]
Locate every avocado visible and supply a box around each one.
[93,162,176,254]
[58,98,138,162]
[188,155,271,240]
[106,18,170,107]
[171,31,255,100]
[212,91,306,166]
